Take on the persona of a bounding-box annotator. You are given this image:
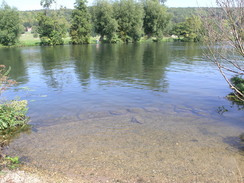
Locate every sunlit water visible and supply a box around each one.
[1,42,243,182]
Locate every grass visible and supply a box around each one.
[0,156,21,170]
[18,32,41,46]
[6,33,176,47]
[16,33,99,46]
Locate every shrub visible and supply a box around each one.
[230,76,244,94]
[0,100,29,130]
[227,76,244,104]
[33,33,39,38]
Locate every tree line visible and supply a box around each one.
[0,0,203,46]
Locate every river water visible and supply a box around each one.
[1,42,243,182]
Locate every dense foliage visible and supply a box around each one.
[0,2,21,46]
[113,0,144,43]
[171,15,202,42]
[3,0,210,45]
[0,100,28,130]
[37,12,67,45]
[143,0,171,39]
[37,0,67,45]
[92,0,118,42]
[229,76,244,102]
[70,0,92,44]
[168,8,198,24]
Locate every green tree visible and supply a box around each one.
[40,0,56,15]
[168,8,197,24]
[40,0,56,8]
[37,12,66,45]
[70,0,92,44]
[93,0,118,43]
[37,0,66,45]
[0,2,20,46]
[143,0,171,40]
[171,15,202,42]
[113,0,144,43]
[159,0,166,4]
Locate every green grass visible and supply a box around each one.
[1,33,178,47]
[139,36,176,43]
[18,32,41,46]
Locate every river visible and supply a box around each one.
[1,42,243,182]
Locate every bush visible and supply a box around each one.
[227,76,244,104]
[231,76,244,94]
[33,33,39,38]
[0,100,29,130]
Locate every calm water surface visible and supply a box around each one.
[1,42,244,182]
[1,42,242,125]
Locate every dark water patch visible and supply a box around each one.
[109,110,126,116]
[223,136,244,153]
[130,117,143,124]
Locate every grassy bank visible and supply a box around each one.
[0,33,177,48]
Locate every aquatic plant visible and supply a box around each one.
[0,65,29,130]
[0,156,20,170]
[0,65,16,95]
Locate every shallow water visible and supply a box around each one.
[1,42,244,182]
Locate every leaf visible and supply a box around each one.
[40,95,48,98]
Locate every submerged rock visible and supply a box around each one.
[240,133,244,142]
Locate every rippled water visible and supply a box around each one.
[1,42,244,182]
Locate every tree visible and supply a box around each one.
[93,0,118,42]
[70,0,92,44]
[37,0,66,45]
[143,0,171,40]
[40,0,56,9]
[37,13,66,45]
[202,0,244,101]
[113,0,144,43]
[0,2,20,46]
[171,15,202,42]
[40,0,56,15]
[159,0,166,4]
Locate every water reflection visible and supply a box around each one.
[170,42,202,60]
[141,43,169,92]
[72,43,170,92]
[1,43,243,127]
[72,45,93,88]
[0,48,28,84]
[40,46,73,90]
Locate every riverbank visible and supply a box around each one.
[0,167,74,183]
[0,33,175,48]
